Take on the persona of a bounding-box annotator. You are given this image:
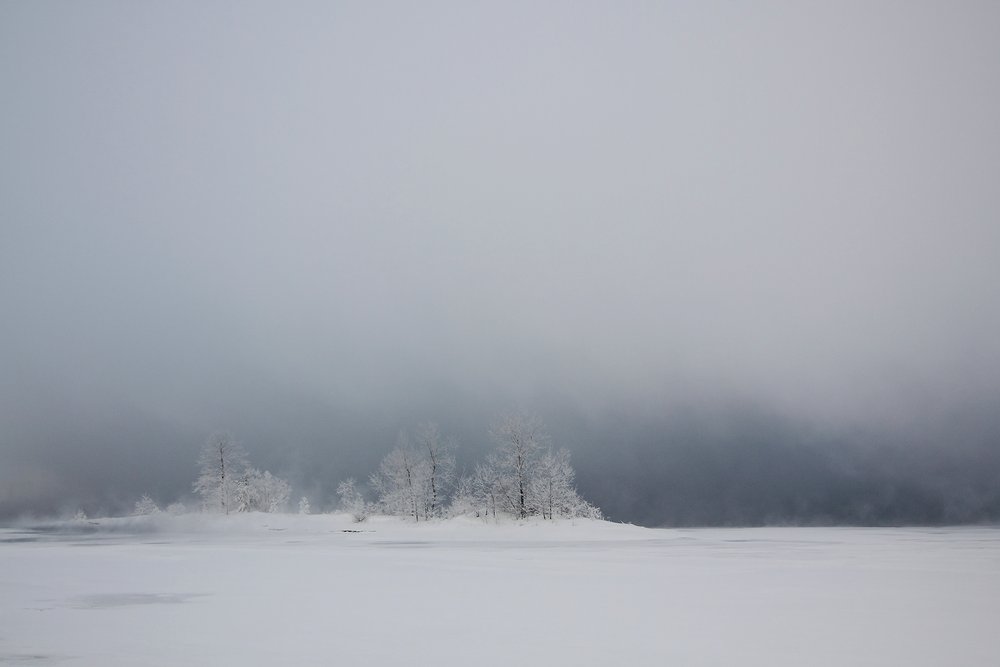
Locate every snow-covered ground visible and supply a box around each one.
[2,514,999,666]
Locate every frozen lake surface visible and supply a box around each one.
[2,515,999,666]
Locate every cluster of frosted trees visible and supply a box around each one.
[129,415,600,522]
[342,413,601,522]
[132,432,297,516]
[192,431,291,514]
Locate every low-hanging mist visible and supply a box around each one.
[2,2,999,525]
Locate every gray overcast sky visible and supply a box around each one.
[2,2,1000,520]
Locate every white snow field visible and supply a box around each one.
[2,515,999,666]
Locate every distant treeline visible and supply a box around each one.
[567,403,1000,527]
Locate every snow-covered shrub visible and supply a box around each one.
[133,494,161,516]
[298,496,311,515]
[166,502,187,516]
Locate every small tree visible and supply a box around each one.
[166,502,186,516]
[336,478,369,522]
[133,494,161,516]
[371,436,429,521]
[261,471,291,512]
[298,496,311,514]
[449,453,506,522]
[534,448,602,519]
[194,431,249,515]
[478,452,509,521]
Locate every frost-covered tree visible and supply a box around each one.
[298,496,311,514]
[413,422,456,518]
[133,494,161,516]
[194,431,249,514]
[449,452,507,521]
[490,412,548,519]
[336,478,369,522]
[478,452,510,520]
[448,415,602,521]
[371,436,429,521]
[534,448,570,519]
[533,448,602,520]
[449,474,479,518]
[362,414,603,523]
[234,468,290,513]
[166,502,186,516]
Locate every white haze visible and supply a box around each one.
[2,2,999,518]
